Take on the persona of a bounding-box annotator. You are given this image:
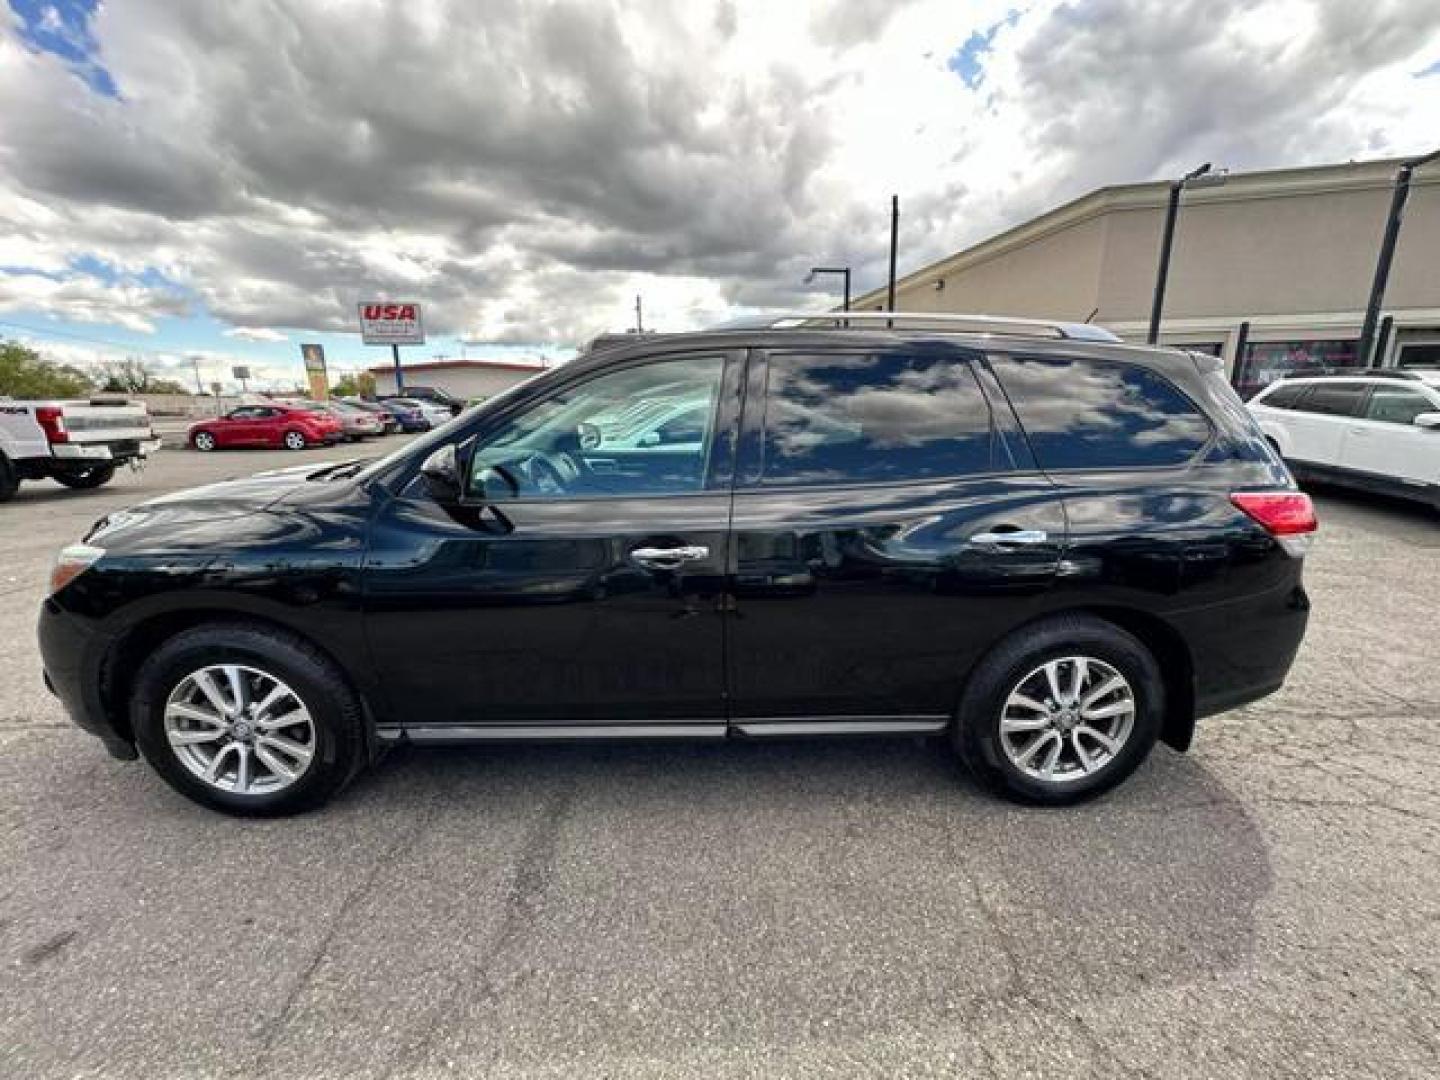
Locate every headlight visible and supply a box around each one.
[51,543,105,595]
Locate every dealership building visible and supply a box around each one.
[367,358,549,401]
[849,157,1440,396]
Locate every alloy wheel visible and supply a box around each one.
[284,431,306,450]
[194,433,215,451]
[998,656,1135,784]
[163,664,316,795]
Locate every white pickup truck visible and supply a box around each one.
[0,398,161,502]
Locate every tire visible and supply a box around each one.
[952,615,1163,806]
[193,431,217,452]
[283,430,307,450]
[0,453,18,503]
[53,463,117,490]
[131,622,367,816]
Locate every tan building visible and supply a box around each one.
[367,358,549,401]
[850,158,1440,396]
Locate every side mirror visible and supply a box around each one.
[638,431,660,448]
[1413,412,1440,430]
[419,444,462,504]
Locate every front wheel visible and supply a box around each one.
[131,623,367,815]
[283,430,307,450]
[952,616,1163,805]
[53,463,117,489]
[192,431,217,452]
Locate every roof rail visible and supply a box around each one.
[1292,368,1425,381]
[715,310,1122,343]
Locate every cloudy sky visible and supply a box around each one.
[2,0,1438,390]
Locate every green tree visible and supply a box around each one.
[0,340,96,399]
[331,371,376,398]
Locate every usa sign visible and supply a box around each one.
[358,301,425,346]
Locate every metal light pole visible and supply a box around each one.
[805,266,851,312]
[887,195,899,328]
[1147,162,1228,344]
[1357,148,1440,367]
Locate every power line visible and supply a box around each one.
[0,318,154,354]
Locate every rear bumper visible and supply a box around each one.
[52,437,162,462]
[1173,580,1311,719]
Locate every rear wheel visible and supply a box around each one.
[0,453,18,503]
[54,463,117,489]
[952,616,1163,805]
[132,623,366,815]
[192,431,217,452]
[283,430,307,450]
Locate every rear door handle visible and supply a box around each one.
[630,545,710,569]
[970,529,1049,546]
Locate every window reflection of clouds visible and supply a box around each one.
[764,353,993,485]
[993,357,1210,469]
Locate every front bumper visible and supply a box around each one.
[37,599,136,760]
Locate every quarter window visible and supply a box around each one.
[1364,386,1434,425]
[990,355,1212,470]
[468,354,725,500]
[759,351,995,486]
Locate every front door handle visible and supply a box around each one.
[970,529,1049,546]
[630,545,711,569]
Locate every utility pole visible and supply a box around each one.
[635,294,644,333]
[190,356,203,396]
[886,195,899,327]
[1357,149,1440,366]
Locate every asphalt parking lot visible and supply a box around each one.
[1,444,1437,1079]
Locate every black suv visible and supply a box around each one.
[39,313,1315,815]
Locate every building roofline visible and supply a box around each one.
[850,155,1437,310]
[366,358,549,375]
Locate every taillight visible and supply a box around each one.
[1230,491,1317,557]
[36,406,68,444]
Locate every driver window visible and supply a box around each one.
[468,354,725,500]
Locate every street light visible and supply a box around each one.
[1147,162,1228,344]
[804,265,852,315]
[1357,148,1440,367]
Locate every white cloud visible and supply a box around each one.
[0,0,1438,347]
[222,326,288,343]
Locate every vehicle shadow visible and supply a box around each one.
[350,736,1271,1005]
[1,731,1272,1072]
[1306,481,1439,531]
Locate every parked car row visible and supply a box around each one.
[1247,367,1440,510]
[186,396,458,451]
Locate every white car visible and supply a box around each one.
[1247,370,1440,509]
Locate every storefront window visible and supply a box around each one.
[1233,339,1359,400]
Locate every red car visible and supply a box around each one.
[188,404,343,452]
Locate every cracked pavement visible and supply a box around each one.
[1,447,1437,1078]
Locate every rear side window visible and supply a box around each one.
[1256,383,1307,409]
[990,355,1212,470]
[1295,383,1366,417]
[760,351,994,486]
